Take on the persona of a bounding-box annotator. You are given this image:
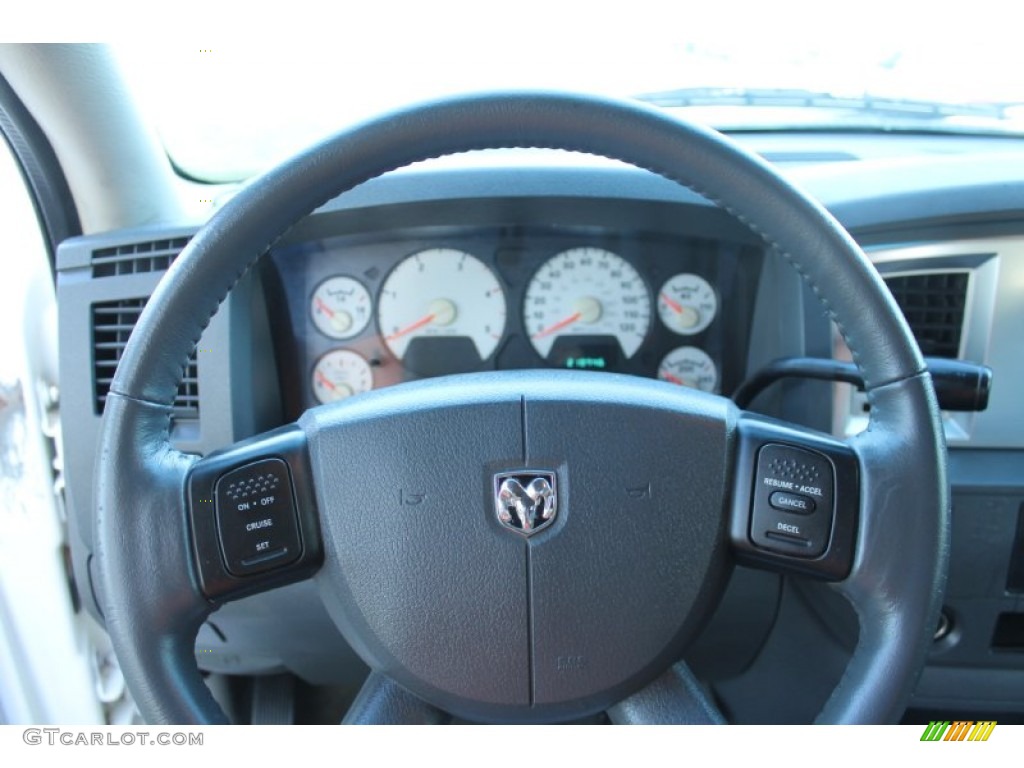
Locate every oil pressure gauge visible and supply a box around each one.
[311,276,372,339]
[657,273,717,335]
[312,349,373,403]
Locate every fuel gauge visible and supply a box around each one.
[311,276,372,339]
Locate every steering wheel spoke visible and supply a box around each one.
[607,661,726,725]
[342,673,448,725]
[187,423,323,603]
[728,413,859,582]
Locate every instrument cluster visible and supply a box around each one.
[267,227,760,416]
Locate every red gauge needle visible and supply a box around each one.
[314,370,337,391]
[314,296,336,318]
[386,312,436,341]
[660,292,684,314]
[532,311,582,340]
[660,372,685,386]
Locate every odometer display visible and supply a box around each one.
[524,248,650,360]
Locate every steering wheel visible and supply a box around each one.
[94,92,947,724]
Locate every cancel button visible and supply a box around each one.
[769,491,816,515]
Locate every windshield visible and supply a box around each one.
[113,3,1024,182]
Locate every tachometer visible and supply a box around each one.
[524,248,650,361]
[377,248,506,363]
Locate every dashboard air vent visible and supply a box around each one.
[91,237,190,277]
[92,298,199,418]
[883,271,969,358]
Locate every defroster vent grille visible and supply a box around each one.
[883,271,969,358]
[92,298,199,418]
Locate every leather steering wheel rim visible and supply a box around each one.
[94,91,948,724]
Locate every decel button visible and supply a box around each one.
[215,458,302,577]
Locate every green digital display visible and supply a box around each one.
[550,338,622,373]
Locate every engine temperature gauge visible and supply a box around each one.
[657,273,717,335]
[312,349,373,404]
[658,346,718,392]
[311,276,372,339]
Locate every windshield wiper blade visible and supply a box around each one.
[636,87,1016,121]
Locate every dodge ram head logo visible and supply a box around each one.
[494,472,557,536]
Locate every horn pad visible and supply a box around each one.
[305,371,733,723]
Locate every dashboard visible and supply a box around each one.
[265,225,762,417]
[53,142,1024,723]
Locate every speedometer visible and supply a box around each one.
[524,248,650,362]
[377,248,506,364]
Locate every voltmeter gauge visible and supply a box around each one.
[312,349,373,403]
[311,276,372,339]
[657,273,717,335]
[657,346,718,392]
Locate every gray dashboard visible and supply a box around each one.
[56,154,1024,721]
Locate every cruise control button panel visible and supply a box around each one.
[751,444,834,557]
[215,458,301,576]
